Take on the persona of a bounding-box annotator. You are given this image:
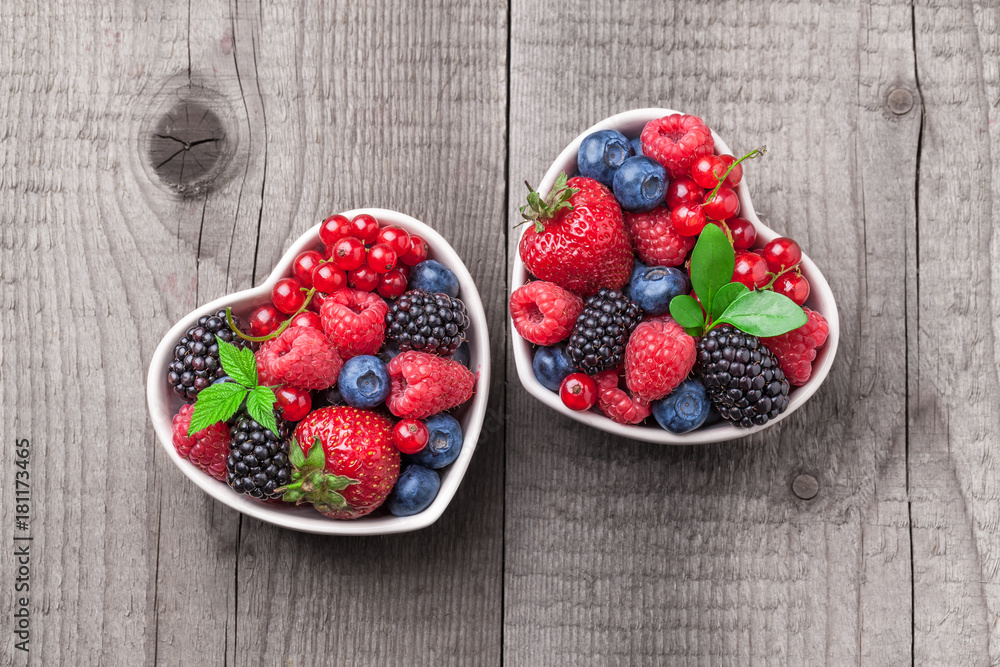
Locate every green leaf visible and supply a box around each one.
[683,326,703,337]
[217,338,258,388]
[711,282,750,322]
[669,295,705,331]
[245,386,278,436]
[689,224,735,317]
[714,290,808,337]
[188,383,248,436]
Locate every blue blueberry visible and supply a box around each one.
[532,345,575,392]
[626,265,690,316]
[407,413,462,469]
[577,129,634,189]
[629,136,643,156]
[612,156,668,212]
[652,379,712,434]
[452,342,471,368]
[337,355,390,409]
[386,464,441,517]
[377,342,402,365]
[312,385,346,408]
[410,260,460,298]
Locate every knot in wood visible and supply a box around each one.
[792,473,819,500]
[148,100,227,194]
[887,88,914,115]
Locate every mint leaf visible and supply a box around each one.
[217,338,257,388]
[669,295,705,331]
[714,290,808,337]
[711,282,750,322]
[683,326,703,337]
[245,385,278,436]
[689,224,735,317]
[188,382,248,436]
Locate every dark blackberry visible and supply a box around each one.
[696,325,790,428]
[565,288,642,374]
[167,309,246,402]
[226,413,292,500]
[384,290,470,356]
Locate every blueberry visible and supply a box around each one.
[410,260,460,298]
[652,379,712,434]
[452,341,471,368]
[626,265,690,316]
[629,136,643,157]
[612,156,668,212]
[577,129,634,189]
[532,345,575,392]
[377,342,402,365]
[313,385,346,408]
[386,464,441,517]
[407,413,462,469]
[337,355,390,409]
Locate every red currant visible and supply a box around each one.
[560,373,597,411]
[367,243,397,273]
[702,187,740,221]
[726,217,757,250]
[275,385,312,422]
[289,311,322,330]
[690,155,726,189]
[349,265,379,292]
[309,291,327,313]
[665,177,705,209]
[350,214,380,244]
[248,304,283,337]
[377,269,408,299]
[732,252,769,289]
[774,272,810,305]
[292,250,323,289]
[376,226,411,256]
[716,154,743,188]
[671,204,707,236]
[331,237,365,271]
[401,234,429,266]
[761,237,802,273]
[272,277,306,314]
[392,419,430,455]
[312,263,347,294]
[319,214,353,247]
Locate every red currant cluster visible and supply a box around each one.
[731,236,810,305]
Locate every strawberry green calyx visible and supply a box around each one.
[519,171,580,234]
[277,437,359,513]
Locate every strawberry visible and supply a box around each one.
[761,307,829,386]
[624,207,696,267]
[319,288,388,359]
[508,280,583,346]
[386,351,476,419]
[518,173,632,296]
[171,404,229,482]
[281,406,400,519]
[594,370,652,425]
[625,317,697,402]
[255,326,343,390]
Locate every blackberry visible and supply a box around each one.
[696,325,790,428]
[226,413,292,500]
[167,309,246,402]
[565,288,642,374]
[384,290,470,356]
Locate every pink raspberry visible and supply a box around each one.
[171,404,230,482]
[386,351,476,419]
[641,114,715,179]
[256,326,342,390]
[625,316,696,402]
[624,207,697,267]
[320,288,388,359]
[509,281,583,346]
[595,370,652,425]
[762,308,829,386]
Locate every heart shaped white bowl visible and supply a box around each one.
[511,108,840,445]
[147,208,491,535]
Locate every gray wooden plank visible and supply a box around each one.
[505,0,917,663]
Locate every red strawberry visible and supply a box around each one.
[509,280,583,346]
[319,288,388,359]
[256,326,343,390]
[518,173,632,296]
[282,406,399,519]
[762,308,829,386]
[625,317,697,402]
[624,207,697,267]
[386,351,476,419]
[641,114,715,179]
[595,370,652,425]
[171,404,229,482]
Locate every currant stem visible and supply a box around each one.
[761,263,801,291]
[226,287,317,342]
[707,145,768,203]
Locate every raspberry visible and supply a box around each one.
[319,288,388,359]
[509,281,583,346]
[640,114,715,179]
[624,207,697,267]
[761,308,829,386]
[171,404,230,482]
[386,351,476,419]
[624,317,697,402]
[256,327,343,390]
[595,370,651,425]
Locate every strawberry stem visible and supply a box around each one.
[518,172,579,234]
[707,145,767,203]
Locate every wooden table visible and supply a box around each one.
[2,0,997,664]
